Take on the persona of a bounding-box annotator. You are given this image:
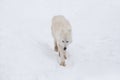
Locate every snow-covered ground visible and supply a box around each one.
[0,0,120,80]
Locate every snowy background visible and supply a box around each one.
[0,0,120,80]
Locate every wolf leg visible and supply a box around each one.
[63,50,67,59]
[59,52,61,57]
[58,45,66,66]
[54,41,58,52]
[60,54,66,66]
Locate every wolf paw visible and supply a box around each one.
[60,62,66,67]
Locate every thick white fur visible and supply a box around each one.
[51,15,72,66]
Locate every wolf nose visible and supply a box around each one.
[64,47,67,50]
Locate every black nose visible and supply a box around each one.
[64,47,67,50]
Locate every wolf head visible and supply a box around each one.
[58,30,72,51]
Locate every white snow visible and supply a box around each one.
[0,0,120,80]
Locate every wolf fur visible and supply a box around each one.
[51,15,72,66]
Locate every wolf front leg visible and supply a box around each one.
[57,44,66,66]
[54,41,58,52]
[63,51,67,59]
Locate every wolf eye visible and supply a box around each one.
[62,40,64,43]
[66,41,69,43]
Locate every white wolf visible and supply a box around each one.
[51,15,72,66]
